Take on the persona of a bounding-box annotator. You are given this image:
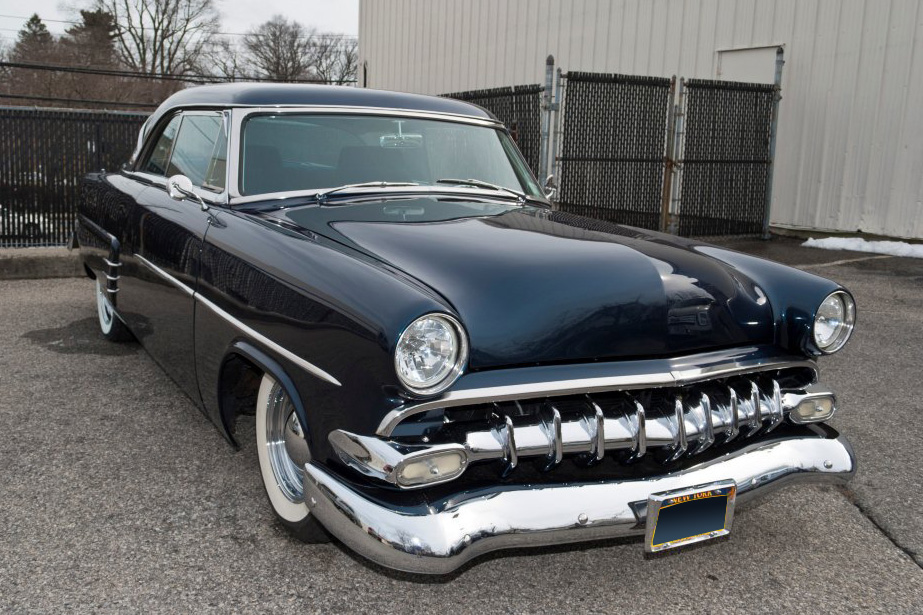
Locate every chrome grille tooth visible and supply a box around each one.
[632,399,647,459]
[743,380,762,436]
[765,380,784,433]
[668,396,687,461]
[489,407,518,476]
[582,395,605,462]
[690,393,715,455]
[503,414,518,472]
[727,387,740,442]
[540,403,563,470]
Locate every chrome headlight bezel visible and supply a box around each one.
[811,290,856,354]
[394,313,468,396]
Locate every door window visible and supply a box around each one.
[167,113,228,192]
[142,115,182,176]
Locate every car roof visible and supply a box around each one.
[148,83,498,126]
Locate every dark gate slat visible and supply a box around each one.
[556,72,672,231]
[678,79,774,237]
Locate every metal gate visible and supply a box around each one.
[443,84,544,174]
[674,79,776,237]
[554,72,674,230]
[0,107,147,248]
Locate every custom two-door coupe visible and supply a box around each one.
[76,84,857,574]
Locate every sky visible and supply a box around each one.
[0,0,359,48]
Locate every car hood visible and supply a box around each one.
[272,202,775,369]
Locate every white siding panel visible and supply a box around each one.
[359,0,923,238]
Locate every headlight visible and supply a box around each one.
[394,314,468,395]
[812,291,856,353]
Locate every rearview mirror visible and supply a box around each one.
[543,175,557,200]
[380,133,423,149]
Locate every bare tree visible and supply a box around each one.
[243,16,316,82]
[95,0,219,76]
[310,35,357,85]
[203,36,247,81]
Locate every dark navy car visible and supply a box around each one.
[76,83,857,573]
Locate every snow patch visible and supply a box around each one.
[802,237,923,259]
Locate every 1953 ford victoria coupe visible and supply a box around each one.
[76,84,857,574]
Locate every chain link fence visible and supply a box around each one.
[555,72,673,230]
[676,79,775,237]
[446,67,780,238]
[0,106,147,248]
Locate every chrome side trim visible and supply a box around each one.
[305,430,856,575]
[195,293,342,387]
[376,352,817,437]
[135,254,340,387]
[136,254,195,296]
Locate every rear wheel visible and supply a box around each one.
[95,279,132,341]
[255,374,329,543]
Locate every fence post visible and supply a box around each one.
[668,78,686,235]
[550,67,564,201]
[660,76,677,233]
[538,54,555,181]
[762,47,784,239]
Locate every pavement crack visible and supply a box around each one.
[839,485,923,569]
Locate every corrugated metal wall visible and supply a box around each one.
[359,0,923,239]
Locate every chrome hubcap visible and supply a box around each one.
[266,383,310,503]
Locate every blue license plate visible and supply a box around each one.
[645,480,737,552]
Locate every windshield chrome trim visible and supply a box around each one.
[235,105,503,127]
[227,107,510,200]
[228,184,547,207]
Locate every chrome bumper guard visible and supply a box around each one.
[304,429,855,574]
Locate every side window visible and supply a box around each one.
[142,115,182,175]
[203,119,228,192]
[166,113,227,192]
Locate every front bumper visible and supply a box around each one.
[304,427,855,574]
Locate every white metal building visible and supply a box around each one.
[359,0,923,239]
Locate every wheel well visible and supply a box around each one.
[218,353,263,446]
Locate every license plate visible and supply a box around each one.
[645,480,736,552]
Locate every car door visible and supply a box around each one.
[118,110,229,404]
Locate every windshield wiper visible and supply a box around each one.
[316,181,419,205]
[435,178,527,204]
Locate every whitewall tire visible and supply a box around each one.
[95,279,131,341]
[255,374,329,542]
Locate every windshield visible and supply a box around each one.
[239,114,543,198]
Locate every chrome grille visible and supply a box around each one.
[413,370,809,474]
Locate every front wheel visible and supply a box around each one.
[255,374,330,543]
[95,279,132,341]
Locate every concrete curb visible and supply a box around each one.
[0,247,84,280]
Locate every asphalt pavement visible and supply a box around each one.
[1,237,921,613]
